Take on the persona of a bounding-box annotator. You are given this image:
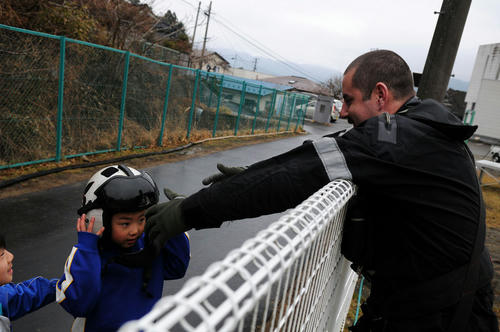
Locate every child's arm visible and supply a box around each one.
[56,215,104,317]
[162,232,190,280]
[0,277,57,320]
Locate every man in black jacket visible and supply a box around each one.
[144,50,498,332]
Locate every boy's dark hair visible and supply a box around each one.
[344,49,415,101]
[0,233,6,249]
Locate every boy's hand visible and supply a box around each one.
[201,163,247,185]
[77,214,105,236]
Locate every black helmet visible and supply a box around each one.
[78,165,159,230]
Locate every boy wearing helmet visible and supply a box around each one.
[0,233,58,331]
[56,165,190,331]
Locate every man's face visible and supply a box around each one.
[111,210,146,248]
[0,247,14,284]
[340,70,380,126]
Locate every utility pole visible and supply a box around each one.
[253,58,258,72]
[417,0,472,102]
[200,1,212,69]
[188,1,201,68]
[191,2,201,44]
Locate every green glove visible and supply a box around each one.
[145,187,190,255]
[201,163,248,185]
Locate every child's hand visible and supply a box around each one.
[77,214,105,236]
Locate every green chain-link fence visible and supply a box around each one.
[0,24,309,169]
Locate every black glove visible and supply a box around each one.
[201,163,248,185]
[145,187,191,255]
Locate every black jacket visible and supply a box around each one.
[181,98,496,330]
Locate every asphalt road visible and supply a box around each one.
[1,119,491,331]
[1,120,349,331]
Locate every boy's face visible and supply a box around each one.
[0,247,14,284]
[111,210,146,248]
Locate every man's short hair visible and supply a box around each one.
[0,233,5,249]
[345,50,415,101]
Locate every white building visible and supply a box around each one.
[465,43,500,140]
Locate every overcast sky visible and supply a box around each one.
[152,0,500,82]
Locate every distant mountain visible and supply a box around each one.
[212,48,469,91]
[213,48,341,83]
[448,78,469,92]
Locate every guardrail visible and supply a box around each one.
[121,179,357,332]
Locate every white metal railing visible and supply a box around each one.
[120,180,357,332]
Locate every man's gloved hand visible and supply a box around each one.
[145,187,190,255]
[201,163,248,185]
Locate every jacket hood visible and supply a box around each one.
[399,97,477,141]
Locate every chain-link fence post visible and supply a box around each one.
[234,81,246,136]
[277,91,287,132]
[158,64,173,146]
[251,85,263,135]
[295,97,304,132]
[117,51,131,151]
[265,89,277,133]
[187,69,200,138]
[286,94,297,131]
[302,96,310,127]
[55,36,66,161]
[212,75,224,137]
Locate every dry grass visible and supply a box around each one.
[0,131,305,199]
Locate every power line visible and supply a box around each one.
[172,0,323,82]
[210,15,322,82]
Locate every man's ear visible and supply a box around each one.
[374,82,389,110]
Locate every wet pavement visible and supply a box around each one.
[0,119,491,331]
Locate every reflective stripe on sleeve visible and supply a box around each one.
[312,137,352,181]
[56,247,78,303]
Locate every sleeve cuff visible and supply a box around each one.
[77,232,99,250]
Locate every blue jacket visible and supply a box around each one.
[0,277,57,328]
[56,231,190,331]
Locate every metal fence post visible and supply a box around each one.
[55,36,66,161]
[286,94,297,131]
[302,96,310,127]
[265,90,277,132]
[212,75,224,137]
[158,64,173,146]
[251,85,263,134]
[116,51,130,151]
[207,75,214,107]
[234,81,246,136]
[187,69,200,138]
[277,91,287,132]
[295,97,305,132]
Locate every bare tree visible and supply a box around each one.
[322,74,343,99]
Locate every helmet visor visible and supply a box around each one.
[95,171,159,213]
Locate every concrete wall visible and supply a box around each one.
[474,79,500,139]
[465,43,500,111]
[313,95,334,124]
